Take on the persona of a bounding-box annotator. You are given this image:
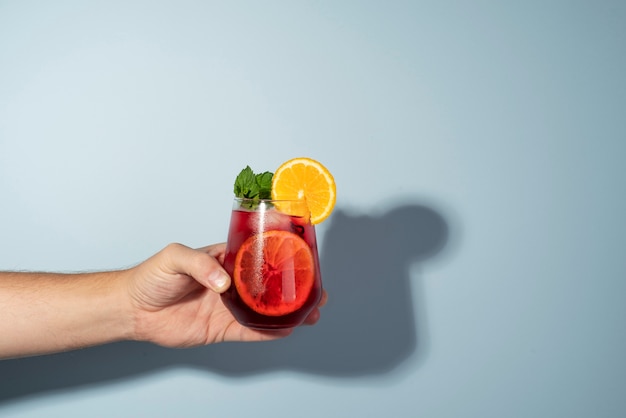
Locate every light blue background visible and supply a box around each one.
[1,1,625,417]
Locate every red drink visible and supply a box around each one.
[222,199,323,329]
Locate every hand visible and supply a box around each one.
[125,243,327,348]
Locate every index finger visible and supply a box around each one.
[197,243,227,264]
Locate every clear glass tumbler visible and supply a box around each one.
[221,198,323,329]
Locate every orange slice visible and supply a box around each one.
[233,230,315,316]
[271,157,336,224]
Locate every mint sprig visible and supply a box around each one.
[234,166,273,205]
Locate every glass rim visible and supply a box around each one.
[233,197,308,204]
[232,197,311,218]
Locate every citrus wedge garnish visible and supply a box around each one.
[271,157,336,224]
[233,230,315,316]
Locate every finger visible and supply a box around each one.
[165,243,231,293]
[196,243,227,264]
[250,328,294,341]
[302,308,321,325]
[318,289,328,307]
[301,290,328,326]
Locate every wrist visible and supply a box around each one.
[108,268,138,343]
[58,269,137,349]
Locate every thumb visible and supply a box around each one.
[165,243,232,293]
[205,267,231,293]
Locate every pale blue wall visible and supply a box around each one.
[1,1,625,417]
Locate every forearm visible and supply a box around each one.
[0,270,135,359]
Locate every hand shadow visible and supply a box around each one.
[0,202,450,402]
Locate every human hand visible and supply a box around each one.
[125,243,326,348]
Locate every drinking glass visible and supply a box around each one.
[221,198,323,329]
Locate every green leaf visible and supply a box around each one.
[233,166,273,203]
[234,166,255,198]
[256,171,273,200]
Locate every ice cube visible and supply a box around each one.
[248,207,291,233]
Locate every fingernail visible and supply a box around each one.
[209,270,230,292]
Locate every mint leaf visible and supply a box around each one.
[234,166,258,198]
[256,171,273,200]
[234,166,274,203]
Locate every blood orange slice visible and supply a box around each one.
[233,230,315,316]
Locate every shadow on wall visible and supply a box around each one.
[0,201,452,402]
